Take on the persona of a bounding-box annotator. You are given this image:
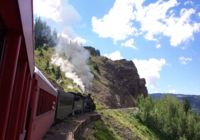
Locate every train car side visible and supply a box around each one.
[56,91,94,121]
[27,68,57,140]
[0,1,96,139]
[56,91,74,121]
[0,0,34,139]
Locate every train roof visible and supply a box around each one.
[34,66,57,92]
[58,90,85,97]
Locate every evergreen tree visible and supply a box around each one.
[45,60,50,72]
[34,17,57,48]
[183,98,191,114]
[55,66,62,80]
[51,66,55,74]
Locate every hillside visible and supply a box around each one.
[36,47,200,140]
[34,47,81,92]
[83,108,165,140]
[151,93,200,114]
[35,46,148,108]
[34,18,200,140]
[35,47,159,140]
[86,47,148,108]
[35,48,148,108]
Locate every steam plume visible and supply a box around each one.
[51,36,93,92]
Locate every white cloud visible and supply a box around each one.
[163,8,200,46]
[121,39,137,49]
[184,1,193,6]
[133,58,166,90]
[179,56,192,65]
[34,0,62,22]
[34,0,86,44]
[168,89,176,93]
[135,0,178,41]
[33,0,80,23]
[92,0,136,41]
[33,0,80,24]
[156,43,161,49]
[104,51,123,61]
[73,37,87,45]
[135,0,200,46]
[92,0,200,47]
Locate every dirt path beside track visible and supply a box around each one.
[43,112,100,140]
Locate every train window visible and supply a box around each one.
[36,89,55,116]
[0,19,5,65]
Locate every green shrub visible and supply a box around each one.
[136,95,200,140]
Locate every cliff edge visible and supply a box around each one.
[86,47,148,108]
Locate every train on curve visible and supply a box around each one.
[32,68,95,140]
[0,0,95,140]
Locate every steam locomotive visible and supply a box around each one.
[34,67,96,140]
[0,0,95,140]
[56,90,96,121]
[33,67,95,140]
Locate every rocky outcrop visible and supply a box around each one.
[84,46,101,56]
[89,56,148,108]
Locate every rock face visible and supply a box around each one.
[89,55,148,108]
[84,46,100,56]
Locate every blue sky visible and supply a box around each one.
[34,0,200,95]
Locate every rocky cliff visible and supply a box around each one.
[87,48,148,108]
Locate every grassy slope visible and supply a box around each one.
[35,47,165,140]
[85,108,164,140]
[34,47,80,92]
[87,55,165,140]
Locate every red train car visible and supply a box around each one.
[28,67,57,140]
[0,0,57,140]
[0,0,34,139]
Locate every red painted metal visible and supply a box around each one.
[28,73,57,140]
[0,0,21,30]
[27,77,38,140]
[18,0,34,75]
[20,73,31,138]
[30,111,56,140]
[0,33,22,140]
[0,1,58,140]
[0,0,34,139]
[5,57,28,140]
[0,0,34,74]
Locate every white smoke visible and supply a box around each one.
[51,35,93,92]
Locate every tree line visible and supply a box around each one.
[34,18,62,80]
[136,95,200,140]
[34,17,58,48]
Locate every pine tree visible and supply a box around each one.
[34,17,57,48]
[183,98,191,114]
[55,66,62,80]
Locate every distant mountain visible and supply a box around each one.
[150,93,200,114]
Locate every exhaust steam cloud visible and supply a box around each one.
[51,36,93,92]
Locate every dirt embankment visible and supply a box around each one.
[43,112,100,140]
